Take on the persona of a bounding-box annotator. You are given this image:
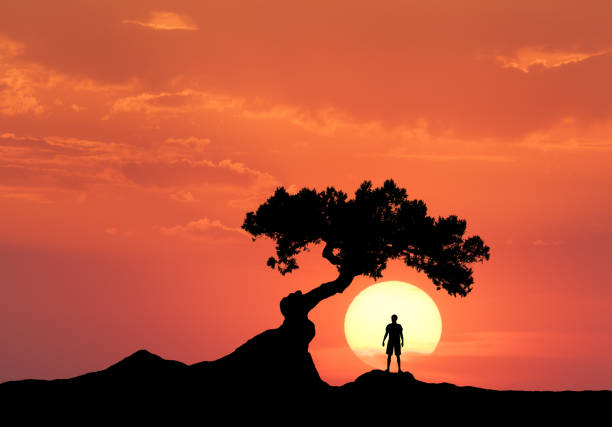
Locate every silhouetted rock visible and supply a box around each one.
[2,333,611,422]
[0,319,328,416]
[191,325,325,396]
[349,368,416,386]
[2,343,610,422]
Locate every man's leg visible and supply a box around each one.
[386,354,391,372]
[396,354,401,372]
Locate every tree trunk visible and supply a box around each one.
[302,270,355,313]
[195,271,356,392]
[278,270,355,349]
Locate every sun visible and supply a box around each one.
[344,280,442,369]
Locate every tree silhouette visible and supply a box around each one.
[242,179,490,322]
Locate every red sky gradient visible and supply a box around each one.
[1,1,611,390]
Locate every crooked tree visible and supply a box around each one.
[242,179,490,346]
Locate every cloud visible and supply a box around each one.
[0,132,277,200]
[0,186,52,203]
[110,90,244,115]
[160,137,211,160]
[435,331,612,361]
[378,124,515,162]
[105,227,134,237]
[170,190,196,202]
[158,218,247,241]
[0,37,44,115]
[0,69,45,115]
[164,136,210,151]
[122,11,198,31]
[520,118,612,152]
[0,37,23,58]
[110,88,435,139]
[0,35,136,118]
[4,2,612,141]
[383,152,513,162]
[496,46,612,73]
[118,159,270,189]
[532,239,563,246]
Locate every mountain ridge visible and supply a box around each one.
[2,347,610,422]
[3,322,610,425]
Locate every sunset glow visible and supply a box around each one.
[1,1,612,391]
[345,281,442,369]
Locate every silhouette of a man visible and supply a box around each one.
[382,314,404,372]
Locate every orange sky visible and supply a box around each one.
[1,0,611,391]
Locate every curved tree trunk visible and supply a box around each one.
[194,270,357,392]
[278,270,355,349]
[280,270,355,319]
[302,270,355,313]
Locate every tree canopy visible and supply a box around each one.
[242,179,490,297]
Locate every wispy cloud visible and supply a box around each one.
[0,37,44,115]
[158,218,247,241]
[0,35,136,117]
[435,331,612,360]
[170,190,197,203]
[111,90,240,115]
[123,11,198,31]
[496,46,612,72]
[164,136,210,150]
[0,132,277,201]
[532,239,563,246]
[384,152,513,162]
[104,227,134,237]
[110,89,388,137]
[0,186,53,203]
[522,138,612,152]
[520,118,612,152]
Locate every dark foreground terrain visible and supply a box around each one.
[2,345,609,423]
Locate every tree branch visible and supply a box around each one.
[302,270,355,314]
[322,242,342,266]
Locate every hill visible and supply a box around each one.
[2,344,609,422]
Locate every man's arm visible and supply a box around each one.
[400,328,404,347]
[382,330,388,347]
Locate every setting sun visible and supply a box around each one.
[2,0,611,395]
[344,281,442,369]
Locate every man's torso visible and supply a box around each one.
[386,323,402,343]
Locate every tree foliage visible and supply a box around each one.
[242,179,490,297]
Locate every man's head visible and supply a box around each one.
[391,314,398,322]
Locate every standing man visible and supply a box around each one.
[382,314,404,372]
